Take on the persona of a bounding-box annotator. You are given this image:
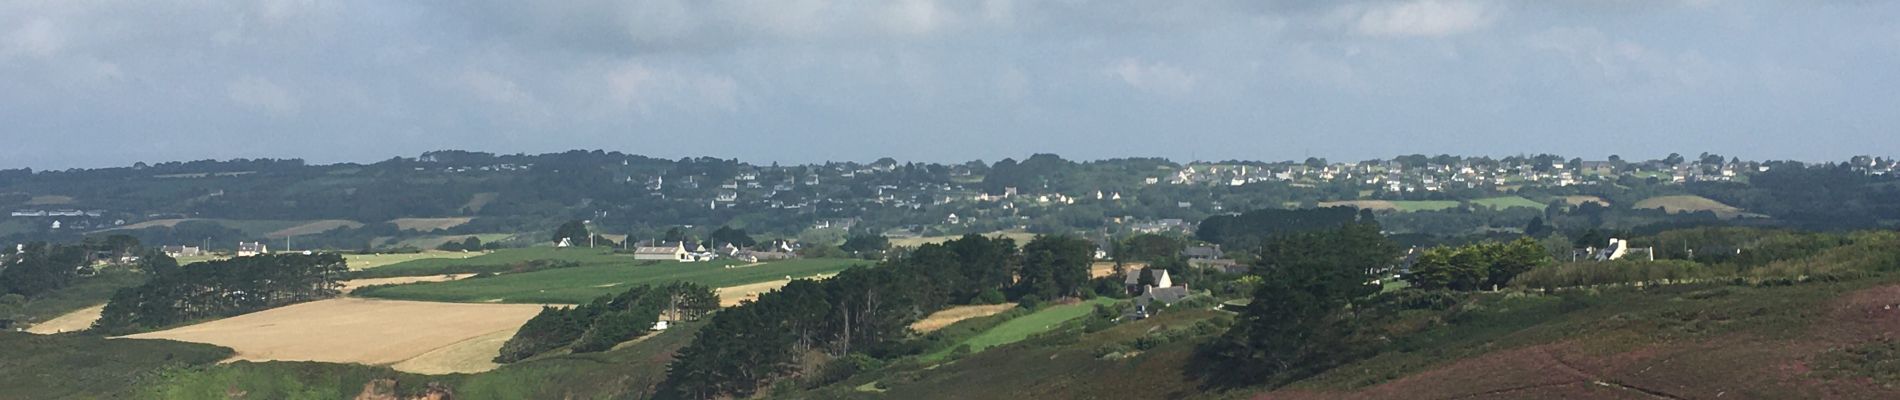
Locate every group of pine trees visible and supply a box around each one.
[663,234,1095,398]
[93,253,346,334]
[0,236,142,299]
[1403,238,1550,291]
[494,281,717,363]
[1202,212,1558,387]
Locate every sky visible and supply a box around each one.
[2,0,1897,169]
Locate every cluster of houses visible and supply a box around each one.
[1149,157,1776,193]
[156,242,270,259]
[627,240,799,264]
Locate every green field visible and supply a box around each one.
[924,297,1116,361]
[349,247,642,278]
[355,258,868,304]
[343,251,485,270]
[1470,195,1544,210]
[2,268,145,325]
[387,233,514,250]
[0,332,233,398]
[1391,200,1460,212]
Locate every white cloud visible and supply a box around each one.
[461,70,531,105]
[2,18,63,58]
[1524,26,1730,90]
[226,77,300,115]
[882,0,956,35]
[1105,58,1197,96]
[603,62,740,114]
[1350,0,1497,37]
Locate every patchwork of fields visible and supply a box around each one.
[121,298,547,374]
[356,258,868,304]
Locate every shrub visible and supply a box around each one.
[1017,295,1042,310]
[975,288,1006,305]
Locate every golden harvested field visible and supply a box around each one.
[1634,195,1757,219]
[267,219,364,238]
[24,304,104,334]
[1562,195,1610,206]
[888,230,1040,248]
[25,195,75,205]
[108,218,196,230]
[1318,200,1400,211]
[716,273,836,307]
[1090,261,1143,278]
[389,217,474,232]
[910,304,1018,333]
[122,298,548,374]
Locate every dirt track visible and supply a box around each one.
[121,298,546,374]
[24,304,105,334]
[910,304,1017,333]
[338,274,474,293]
[717,274,835,306]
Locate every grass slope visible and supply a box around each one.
[350,247,633,278]
[343,251,483,271]
[0,332,233,399]
[6,268,144,326]
[136,320,705,399]
[922,298,1115,361]
[1635,195,1754,218]
[356,258,867,304]
[1471,195,1544,210]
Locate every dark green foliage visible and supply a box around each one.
[1197,207,1362,250]
[1116,234,1184,263]
[92,253,346,334]
[495,281,716,362]
[0,332,233,398]
[1017,235,1095,299]
[0,236,142,299]
[710,226,757,248]
[572,308,659,353]
[1405,238,1551,291]
[663,234,1092,399]
[840,233,890,255]
[1201,220,1397,387]
[495,305,597,363]
[552,219,589,246]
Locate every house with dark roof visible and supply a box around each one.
[236,241,269,257]
[1123,268,1174,296]
[1181,245,1223,260]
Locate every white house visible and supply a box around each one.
[237,241,269,257]
[634,242,690,261]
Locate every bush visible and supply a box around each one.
[975,288,1006,305]
[1510,260,1716,290]
[806,353,881,388]
[1017,295,1042,310]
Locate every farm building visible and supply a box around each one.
[237,241,269,257]
[1123,268,1174,296]
[634,242,691,262]
[162,245,203,258]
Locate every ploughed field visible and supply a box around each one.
[354,257,867,304]
[121,298,546,374]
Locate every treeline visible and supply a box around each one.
[0,235,142,299]
[1197,207,1368,250]
[495,282,717,363]
[1403,238,1551,291]
[1199,220,1398,386]
[663,234,1095,398]
[93,253,346,334]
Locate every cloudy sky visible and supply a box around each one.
[2,0,1896,169]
